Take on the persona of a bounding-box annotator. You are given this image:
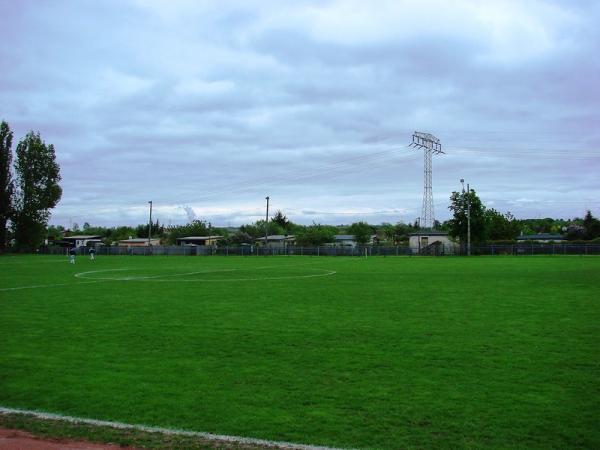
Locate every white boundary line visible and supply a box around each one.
[0,406,351,450]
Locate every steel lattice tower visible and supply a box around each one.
[410,132,444,229]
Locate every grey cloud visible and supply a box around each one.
[1,0,598,227]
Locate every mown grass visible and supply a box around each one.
[1,254,599,449]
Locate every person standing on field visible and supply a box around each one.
[69,247,76,264]
[89,247,95,260]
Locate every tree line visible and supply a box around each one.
[1,121,62,252]
[44,203,600,248]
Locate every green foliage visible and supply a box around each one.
[165,220,219,245]
[135,220,165,239]
[447,188,487,244]
[485,209,521,240]
[271,210,290,230]
[0,121,13,250]
[230,231,253,245]
[296,223,336,245]
[46,225,65,241]
[393,222,416,243]
[12,131,62,250]
[378,222,418,244]
[347,221,374,245]
[240,220,285,239]
[519,217,566,235]
[582,210,600,240]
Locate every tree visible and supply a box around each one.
[347,221,374,245]
[582,210,600,240]
[0,121,13,251]
[447,188,486,244]
[393,222,415,243]
[296,223,336,246]
[166,219,214,245]
[485,209,521,241]
[136,220,164,239]
[240,220,284,239]
[272,210,290,230]
[230,231,253,245]
[12,131,62,250]
[379,223,396,243]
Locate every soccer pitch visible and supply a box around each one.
[1,254,599,449]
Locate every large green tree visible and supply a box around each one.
[485,209,521,241]
[447,188,487,244]
[271,210,290,230]
[0,121,13,251]
[296,223,336,246]
[12,131,62,250]
[582,210,600,240]
[347,221,374,245]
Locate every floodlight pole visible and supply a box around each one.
[409,132,444,229]
[148,201,153,247]
[264,196,270,249]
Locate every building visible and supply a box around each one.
[331,234,376,248]
[176,236,223,246]
[62,235,103,248]
[255,235,296,248]
[515,233,566,243]
[409,231,453,254]
[118,238,161,247]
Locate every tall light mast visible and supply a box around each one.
[409,132,444,229]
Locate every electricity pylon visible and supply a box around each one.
[409,132,444,229]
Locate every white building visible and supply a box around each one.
[409,231,454,254]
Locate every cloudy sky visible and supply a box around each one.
[1,0,599,227]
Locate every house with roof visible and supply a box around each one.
[255,235,295,248]
[118,238,161,247]
[176,236,223,246]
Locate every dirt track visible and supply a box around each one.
[0,428,141,450]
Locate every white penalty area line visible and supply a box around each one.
[0,406,350,450]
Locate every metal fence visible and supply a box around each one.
[39,243,600,257]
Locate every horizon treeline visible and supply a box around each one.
[43,210,600,247]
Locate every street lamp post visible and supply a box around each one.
[264,196,270,251]
[460,179,471,256]
[148,201,153,247]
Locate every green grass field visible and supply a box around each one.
[1,254,599,449]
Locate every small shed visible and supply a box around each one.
[177,236,223,246]
[409,231,453,254]
[118,238,161,247]
[255,235,296,248]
